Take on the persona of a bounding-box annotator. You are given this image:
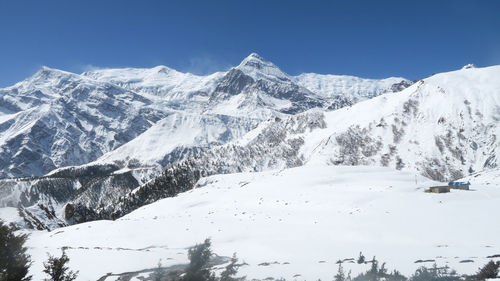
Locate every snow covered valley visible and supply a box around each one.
[13,165,500,280]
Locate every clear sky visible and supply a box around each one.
[1,0,499,87]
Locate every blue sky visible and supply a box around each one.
[1,0,499,87]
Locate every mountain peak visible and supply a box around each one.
[238,52,269,68]
[28,66,77,84]
[244,52,265,61]
[236,53,290,82]
[151,65,175,74]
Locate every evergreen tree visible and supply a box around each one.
[378,262,387,276]
[357,252,366,264]
[386,270,407,281]
[151,260,165,281]
[353,258,408,281]
[353,257,379,281]
[474,260,500,281]
[346,270,352,281]
[334,263,346,281]
[220,253,241,281]
[411,266,437,281]
[410,264,459,281]
[367,256,379,281]
[0,221,31,281]
[182,239,215,281]
[42,251,78,281]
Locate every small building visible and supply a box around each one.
[448,181,470,190]
[426,186,451,193]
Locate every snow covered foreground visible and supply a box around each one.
[22,164,500,280]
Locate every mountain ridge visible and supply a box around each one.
[0,53,408,178]
[8,53,483,231]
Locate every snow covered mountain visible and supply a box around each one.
[302,65,500,181]
[64,64,500,224]
[0,52,436,230]
[82,66,225,111]
[0,53,407,179]
[0,67,166,178]
[294,72,410,109]
[207,53,329,117]
[0,111,326,228]
[2,59,499,232]
[94,112,260,167]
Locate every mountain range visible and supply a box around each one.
[1,54,499,232]
[0,53,407,179]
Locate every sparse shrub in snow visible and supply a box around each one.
[395,156,405,170]
[334,126,382,165]
[391,124,405,143]
[402,99,419,117]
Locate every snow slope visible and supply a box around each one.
[94,112,259,166]
[299,65,500,181]
[21,164,500,280]
[294,73,408,99]
[82,66,225,110]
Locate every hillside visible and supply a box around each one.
[303,65,500,181]
[18,164,500,280]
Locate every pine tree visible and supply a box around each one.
[220,253,240,281]
[357,252,365,264]
[346,270,352,281]
[42,251,78,281]
[0,221,31,281]
[334,263,346,281]
[386,270,407,281]
[182,239,215,281]
[410,264,459,281]
[379,262,387,276]
[368,256,379,281]
[151,260,164,281]
[475,260,500,281]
